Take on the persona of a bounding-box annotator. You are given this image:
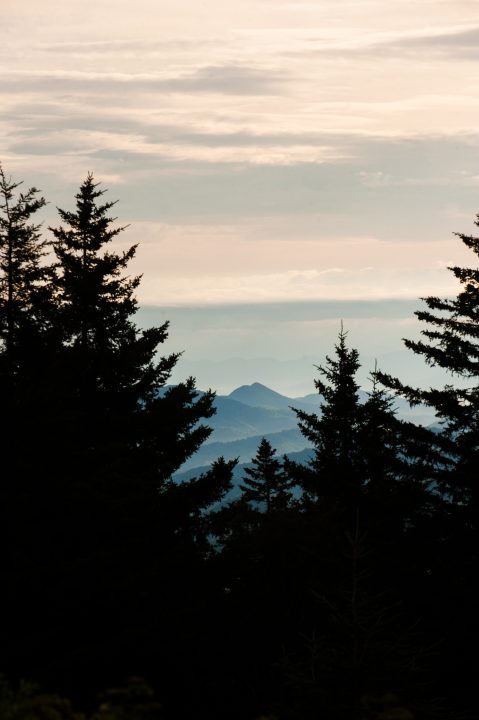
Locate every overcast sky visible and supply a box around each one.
[2,1,479,391]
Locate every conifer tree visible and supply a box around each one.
[359,369,435,532]
[289,331,434,520]
[291,326,364,507]
[376,218,479,527]
[0,166,53,568]
[0,164,48,379]
[240,438,291,513]
[375,215,479,713]
[1,174,234,695]
[49,174,215,481]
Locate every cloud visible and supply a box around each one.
[136,264,464,306]
[1,64,286,96]
[378,25,479,59]
[39,39,208,53]
[167,64,285,95]
[397,26,479,49]
[290,22,479,62]
[114,217,473,306]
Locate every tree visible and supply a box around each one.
[290,326,364,509]
[375,215,479,715]
[46,171,236,556]
[376,217,479,529]
[48,173,215,481]
[1,174,234,699]
[359,368,436,538]
[0,167,54,648]
[240,438,291,514]
[0,164,49,379]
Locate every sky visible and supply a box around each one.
[2,0,479,393]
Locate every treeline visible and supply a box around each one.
[0,166,476,719]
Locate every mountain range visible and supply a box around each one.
[175,382,436,476]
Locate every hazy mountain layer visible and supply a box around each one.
[179,382,436,475]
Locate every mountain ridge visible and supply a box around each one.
[177,382,437,475]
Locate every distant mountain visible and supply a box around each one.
[207,383,436,445]
[228,382,323,414]
[174,381,437,477]
[228,382,296,410]
[208,396,296,443]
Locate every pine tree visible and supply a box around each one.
[1,174,234,696]
[0,164,49,379]
[240,438,291,513]
[359,368,436,536]
[290,326,364,508]
[0,166,53,586]
[375,215,479,715]
[376,219,479,527]
[50,174,171,403]
[49,174,215,481]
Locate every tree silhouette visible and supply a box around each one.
[359,367,436,541]
[0,164,49,379]
[48,174,216,482]
[289,326,364,509]
[376,217,479,534]
[240,438,291,513]
[1,174,234,701]
[376,215,479,716]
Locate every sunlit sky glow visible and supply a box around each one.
[2,1,479,391]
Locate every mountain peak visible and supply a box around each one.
[228,382,291,410]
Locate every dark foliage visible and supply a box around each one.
[376,217,479,716]
[0,172,234,712]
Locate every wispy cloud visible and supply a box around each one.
[2,64,286,95]
[299,24,479,56]
[371,25,479,58]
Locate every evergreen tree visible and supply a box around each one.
[0,164,49,379]
[240,438,291,513]
[359,368,436,536]
[0,167,54,645]
[290,326,364,508]
[376,217,479,528]
[1,174,234,700]
[45,173,235,565]
[48,173,214,481]
[375,214,479,715]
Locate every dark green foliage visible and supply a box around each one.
[0,674,166,720]
[91,678,165,720]
[0,674,84,720]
